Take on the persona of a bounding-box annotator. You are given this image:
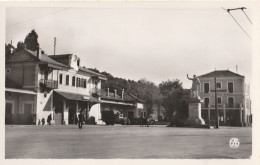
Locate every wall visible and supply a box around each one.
[57,69,93,96]
[199,76,244,108]
[89,103,103,124]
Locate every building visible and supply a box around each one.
[99,88,146,123]
[5,47,107,125]
[198,70,251,126]
[48,54,107,125]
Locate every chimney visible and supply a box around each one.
[36,46,41,60]
[107,88,109,97]
[121,89,124,99]
[114,89,117,98]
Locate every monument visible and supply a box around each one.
[184,74,205,127]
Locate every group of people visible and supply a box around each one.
[38,114,53,125]
[139,116,150,127]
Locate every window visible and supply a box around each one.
[217,97,222,104]
[72,76,75,86]
[204,83,209,93]
[228,97,234,108]
[143,112,146,118]
[83,79,87,88]
[81,78,84,88]
[77,59,80,67]
[76,78,79,87]
[216,82,221,89]
[66,75,69,85]
[59,74,63,84]
[228,82,234,93]
[204,98,209,108]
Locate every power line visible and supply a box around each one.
[241,8,252,25]
[7,8,71,28]
[222,7,252,40]
[227,11,252,40]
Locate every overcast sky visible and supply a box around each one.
[5,2,253,88]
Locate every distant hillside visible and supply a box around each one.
[88,68,144,97]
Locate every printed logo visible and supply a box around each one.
[229,137,240,148]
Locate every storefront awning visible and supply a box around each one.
[5,88,37,95]
[54,90,100,103]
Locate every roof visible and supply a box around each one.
[54,90,100,103]
[6,49,69,69]
[101,92,145,104]
[6,87,37,95]
[78,67,107,80]
[198,70,244,78]
[48,54,72,66]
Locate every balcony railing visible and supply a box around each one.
[91,88,102,96]
[39,79,58,89]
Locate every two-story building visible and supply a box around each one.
[198,70,251,126]
[48,54,107,125]
[5,48,69,125]
[5,46,107,125]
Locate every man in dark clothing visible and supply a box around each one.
[47,114,52,125]
[78,111,83,129]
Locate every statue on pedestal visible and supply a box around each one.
[187,74,201,99]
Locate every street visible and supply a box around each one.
[5,125,252,159]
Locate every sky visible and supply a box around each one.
[5,2,253,88]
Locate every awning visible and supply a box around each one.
[54,90,100,103]
[5,88,37,95]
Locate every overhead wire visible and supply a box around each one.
[241,8,252,25]
[222,7,252,40]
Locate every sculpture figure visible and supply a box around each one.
[187,74,201,99]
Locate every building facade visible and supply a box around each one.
[198,70,251,126]
[99,88,146,123]
[5,47,107,125]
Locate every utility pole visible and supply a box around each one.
[214,74,219,129]
[54,37,56,55]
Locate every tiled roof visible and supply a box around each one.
[101,92,145,103]
[6,49,69,69]
[48,54,72,66]
[78,67,107,79]
[198,70,244,78]
[54,90,100,103]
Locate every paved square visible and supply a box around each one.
[5,125,252,159]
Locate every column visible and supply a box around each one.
[239,103,243,126]
[87,102,90,120]
[223,104,226,124]
[208,104,210,125]
[63,99,68,125]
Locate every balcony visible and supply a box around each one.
[39,79,58,89]
[91,88,102,97]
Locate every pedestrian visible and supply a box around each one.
[139,116,143,127]
[41,118,45,125]
[47,114,52,125]
[78,110,83,129]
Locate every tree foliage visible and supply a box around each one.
[89,68,162,118]
[16,41,25,51]
[24,29,39,51]
[159,79,188,126]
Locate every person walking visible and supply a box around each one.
[78,110,83,129]
[47,114,52,125]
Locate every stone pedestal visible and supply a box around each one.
[184,98,205,127]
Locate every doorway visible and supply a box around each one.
[128,111,134,120]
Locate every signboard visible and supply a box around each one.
[83,96,90,100]
[137,103,143,109]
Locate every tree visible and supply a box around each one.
[136,79,162,119]
[24,29,39,51]
[159,79,188,126]
[16,41,25,51]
